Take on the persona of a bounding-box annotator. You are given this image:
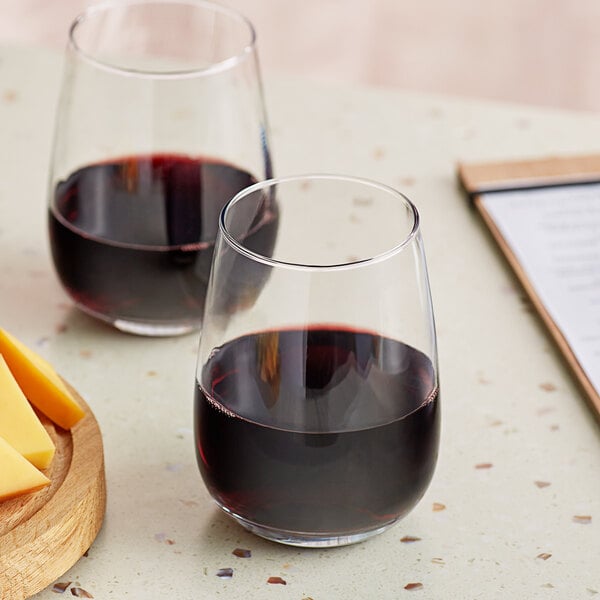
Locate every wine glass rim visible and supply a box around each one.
[68,0,257,79]
[220,173,421,271]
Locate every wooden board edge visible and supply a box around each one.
[0,385,106,599]
[0,420,72,536]
[458,153,600,195]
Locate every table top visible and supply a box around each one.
[1,44,598,599]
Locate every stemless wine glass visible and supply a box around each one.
[47,0,273,336]
[194,174,440,547]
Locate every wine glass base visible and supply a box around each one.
[218,503,398,548]
[112,318,199,337]
[73,302,201,337]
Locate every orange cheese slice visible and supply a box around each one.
[0,355,55,469]
[0,434,50,501]
[0,329,85,430]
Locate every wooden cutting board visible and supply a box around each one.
[0,381,106,600]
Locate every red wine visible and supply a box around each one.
[49,154,276,326]
[195,326,440,537]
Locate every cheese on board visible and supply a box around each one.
[0,434,51,501]
[0,329,85,429]
[0,355,55,469]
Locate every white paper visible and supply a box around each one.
[480,183,600,394]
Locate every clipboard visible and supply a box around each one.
[458,154,600,423]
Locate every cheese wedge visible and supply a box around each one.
[0,355,55,469]
[0,434,51,501]
[0,328,85,429]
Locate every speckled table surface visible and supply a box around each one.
[1,45,598,599]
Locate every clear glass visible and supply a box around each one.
[194,175,440,547]
[47,0,272,336]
